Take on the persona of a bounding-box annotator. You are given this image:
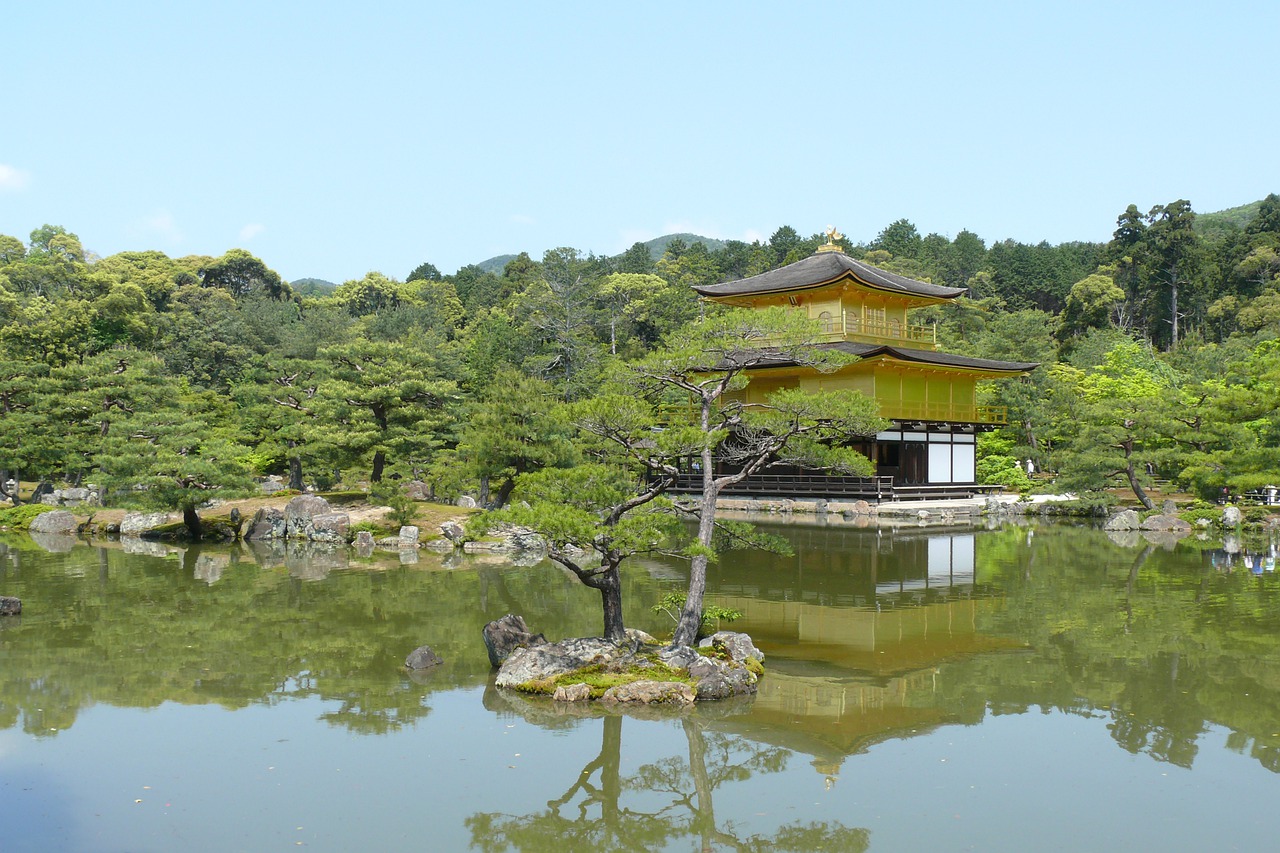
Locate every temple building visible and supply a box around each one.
[691,231,1038,499]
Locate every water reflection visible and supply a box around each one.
[473,691,870,852]
[3,523,1280,806]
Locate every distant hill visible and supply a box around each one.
[1197,199,1264,238]
[471,233,725,274]
[291,277,338,296]
[640,233,728,259]
[474,254,518,275]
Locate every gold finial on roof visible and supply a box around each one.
[817,225,844,253]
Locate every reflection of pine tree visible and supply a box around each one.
[466,713,870,852]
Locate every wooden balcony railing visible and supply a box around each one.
[816,311,937,348]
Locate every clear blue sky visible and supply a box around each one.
[3,1,1276,284]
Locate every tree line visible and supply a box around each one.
[2,196,1278,519]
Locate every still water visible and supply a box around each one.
[2,522,1279,852]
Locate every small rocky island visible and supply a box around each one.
[477,614,764,705]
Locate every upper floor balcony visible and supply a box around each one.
[815,309,937,349]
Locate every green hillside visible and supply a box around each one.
[291,277,338,295]
[1196,199,1264,238]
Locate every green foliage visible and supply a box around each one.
[0,503,59,530]
[370,481,417,527]
[976,454,1033,492]
[651,592,742,632]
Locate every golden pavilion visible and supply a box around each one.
[691,233,1037,499]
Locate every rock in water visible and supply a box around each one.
[29,510,78,536]
[245,507,287,541]
[483,614,547,668]
[494,637,622,688]
[284,495,333,538]
[0,596,21,616]
[697,631,765,664]
[405,645,443,669]
[1104,510,1141,531]
[553,683,592,702]
[599,680,696,705]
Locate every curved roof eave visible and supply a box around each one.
[742,341,1039,374]
[692,251,967,301]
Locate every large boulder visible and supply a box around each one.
[0,596,21,616]
[494,637,621,688]
[483,614,547,668]
[685,654,759,700]
[120,511,173,537]
[1104,510,1141,531]
[40,487,101,508]
[440,521,466,543]
[244,507,287,541]
[29,510,78,536]
[285,495,333,538]
[697,631,765,665]
[309,512,350,543]
[1222,505,1243,527]
[399,525,420,547]
[404,480,431,501]
[1140,514,1192,532]
[260,477,288,494]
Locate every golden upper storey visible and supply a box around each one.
[693,250,965,350]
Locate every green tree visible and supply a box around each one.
[1061,272,1125,340]
[0,234,26,264]
[1144,200,1202,349]
[198,248,291,300]
[0,357,52,501]
[311,339,457,483]
[93,380,256,538]
[516,247,604,400]
[596,272,669,356]
[451,368,575,507]
[1052,342,1174,507]
[615,240,656,274]
[406,260,442,282]
[872,219,923,260]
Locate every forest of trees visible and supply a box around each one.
[2,195,1279,518]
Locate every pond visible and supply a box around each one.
[2,521,1279,852]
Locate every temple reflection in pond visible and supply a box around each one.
[701,526,1021,782]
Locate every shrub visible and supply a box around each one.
[651,592,742,638]
[0,504,59,531]
[370,482,416,527]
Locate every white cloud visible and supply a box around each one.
[0,164,31,192]
[136,210,184,245]
[239,223,265,241]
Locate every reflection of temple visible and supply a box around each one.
[708,528,1020,779]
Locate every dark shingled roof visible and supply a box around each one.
[754,341,1039,374]
[693,251,966,300]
